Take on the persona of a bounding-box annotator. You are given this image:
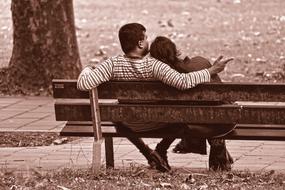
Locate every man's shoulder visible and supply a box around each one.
[101,55,126,65]
[145,56,162,65]
[105,55,161,66]
[108,55,124,61]
[146,56,157,61]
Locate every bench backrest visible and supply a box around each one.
[53,79,285,101]
[53,79,285,124]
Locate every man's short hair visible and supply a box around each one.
[118,23,146,54]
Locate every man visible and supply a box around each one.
[77,23,233,172]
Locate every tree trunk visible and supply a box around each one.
[0,0,82,95]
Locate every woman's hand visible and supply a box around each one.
[208,56,233,75]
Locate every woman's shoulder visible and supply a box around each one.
[182,56,222,82]
[176,56,211,73]
[183,56,211,68]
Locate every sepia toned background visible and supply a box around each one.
[0,1,285,189]
[1,0,284,83]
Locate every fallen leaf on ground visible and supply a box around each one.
[141,181,151,187]
[57,185,71,190]
[185,174,196,183]
[167,19,174,27]
[231,73,245,78]
[53,138,68,145]
[160,182,172,188]
[198,184,208,190]
[180,183,190,190]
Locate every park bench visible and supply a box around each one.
[52,79,285,171]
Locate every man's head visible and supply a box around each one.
[118,23,149,56]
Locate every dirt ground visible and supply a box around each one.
[0,0,285,83]
[0,132,79,147]
[1,167,285,190]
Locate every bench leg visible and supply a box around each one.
[105,137,114,168]
[92,139,103,173]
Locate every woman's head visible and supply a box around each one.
[150,36,181,67]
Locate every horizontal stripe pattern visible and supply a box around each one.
[77,55,211,91]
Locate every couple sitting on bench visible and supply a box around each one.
[77,23,234,172]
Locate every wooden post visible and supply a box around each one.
[90,88,103,173]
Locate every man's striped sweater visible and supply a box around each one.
[77,55,211,91]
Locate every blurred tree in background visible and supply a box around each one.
[0,0,82,95]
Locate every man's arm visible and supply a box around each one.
[152,60,211,90]
[152,56,233,90]
[77,59,113,91]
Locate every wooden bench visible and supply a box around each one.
[52,79,285,171]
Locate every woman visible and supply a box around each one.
[150,36,234,171]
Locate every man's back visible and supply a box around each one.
[110,55,155,80]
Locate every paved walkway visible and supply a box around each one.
[0,96,285,173]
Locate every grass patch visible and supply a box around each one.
[0,166,284,189]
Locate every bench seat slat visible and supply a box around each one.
[224,129,285,141]
[59,123,285,141]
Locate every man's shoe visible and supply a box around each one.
[209,147,234,171]
[147,150,171,172]
[172,140,187,153]
[155,149,171,170]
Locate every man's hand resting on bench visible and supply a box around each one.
[208,56,233,76]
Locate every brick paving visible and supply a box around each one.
[0,96,285,173]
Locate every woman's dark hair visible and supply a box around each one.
[118,23,146,54]
[150,36,181,68]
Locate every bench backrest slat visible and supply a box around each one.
[52,79,285,102]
